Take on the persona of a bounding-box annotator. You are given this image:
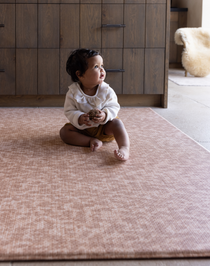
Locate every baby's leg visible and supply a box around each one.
[104,119,130,161]
[60,124,102,151]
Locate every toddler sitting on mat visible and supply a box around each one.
[60,49,130,161]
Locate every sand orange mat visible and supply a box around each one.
[0,107,210,260]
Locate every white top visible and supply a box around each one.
[64,81,120,130]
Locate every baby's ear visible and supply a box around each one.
[76,70,81,78]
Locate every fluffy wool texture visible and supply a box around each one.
[175,27,210,77]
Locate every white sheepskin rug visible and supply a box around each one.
[175,27,210,77]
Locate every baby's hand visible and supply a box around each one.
[92,109,107,124]
[78,113,92,126]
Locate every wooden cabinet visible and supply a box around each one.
[0,0,170,107]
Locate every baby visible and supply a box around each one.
[60,49,130,161]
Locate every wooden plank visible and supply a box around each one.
[80,4,101,49]
[60,49,74,95]
[38,4,59,48]
[102,4,123,48]
[102,49,123,94]
[60,0,79,3]
[123,49,144,94]
[0,4,15,48]
[145,49,164,94]
[38,49,59,95]
[124,4,145,48]
[16,49,37,95]
[60,4,79,49]
[125,0,145,3]
[146,4,166,48]
[0,49,15,95]
[16,4,37,48]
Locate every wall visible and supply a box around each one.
[202,0,210,28]
[172,0,202,27]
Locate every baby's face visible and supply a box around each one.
[80,55,106,88]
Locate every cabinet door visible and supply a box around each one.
[38,49,59,95]
[38,4,59,48]
[16,4,37,48]
[60,49,74,95]
[146,4,166,48]
[60,4,79,49]
[124,4,145,48]
[61,0,79,2]
[123,49,144,94]
[16,49,37,95]
[16,0,37,3]
[0,4,15,48]
[80,4,101,49]
[145,49,164,94]
[102,49,123,94]
[102,4,123,48]
[0,49,15,95]
[125,0,145,2]
[38,0,60,3]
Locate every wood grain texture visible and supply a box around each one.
[146,4,166,48]
[124,4,145,48]
[38,49,59,95]
[60,4,79,49]
[60,49,74,95]
[0,49,15,95]
[102,4,123,48]
[145,49,164,94]
[102,49,123,94]
[0,4,15,48]
[16,4,37,48]
[16,49,37,95]
[80,4,101,49]
[123,49,144,94]
[38,4,59,48]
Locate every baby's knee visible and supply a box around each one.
[59,126,67,142]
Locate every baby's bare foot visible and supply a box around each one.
[114,146,129,161]
[90,138,103,152]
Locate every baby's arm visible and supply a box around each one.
[100,88,120,124]
[64,92,90,129]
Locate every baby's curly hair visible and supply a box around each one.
[66,49,100,82]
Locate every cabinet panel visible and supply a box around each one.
[16,49,37,95]
[38,49,59,95]
[102,4,123,48]
[103,0,123,3]
[60,4,79,49]
[80,4,101,49]
[0,49,15,95]
[16,4,37,48]
[145,49,164,94]
[38,4,59,48]
[146,4,166,48]
[60,49,74,95]
[16,0,37,3]
[147,0,166,3]
[102,49,123,94]
[123,49,144,94]
[0,4,15,48]
[124,4,145,48]
[0,0,15,2]
[61,0,79,2]
[125,0,145,2]
[38,0,60,3]
[81,0,101,3]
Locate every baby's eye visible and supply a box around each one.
[94,65,99,69]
